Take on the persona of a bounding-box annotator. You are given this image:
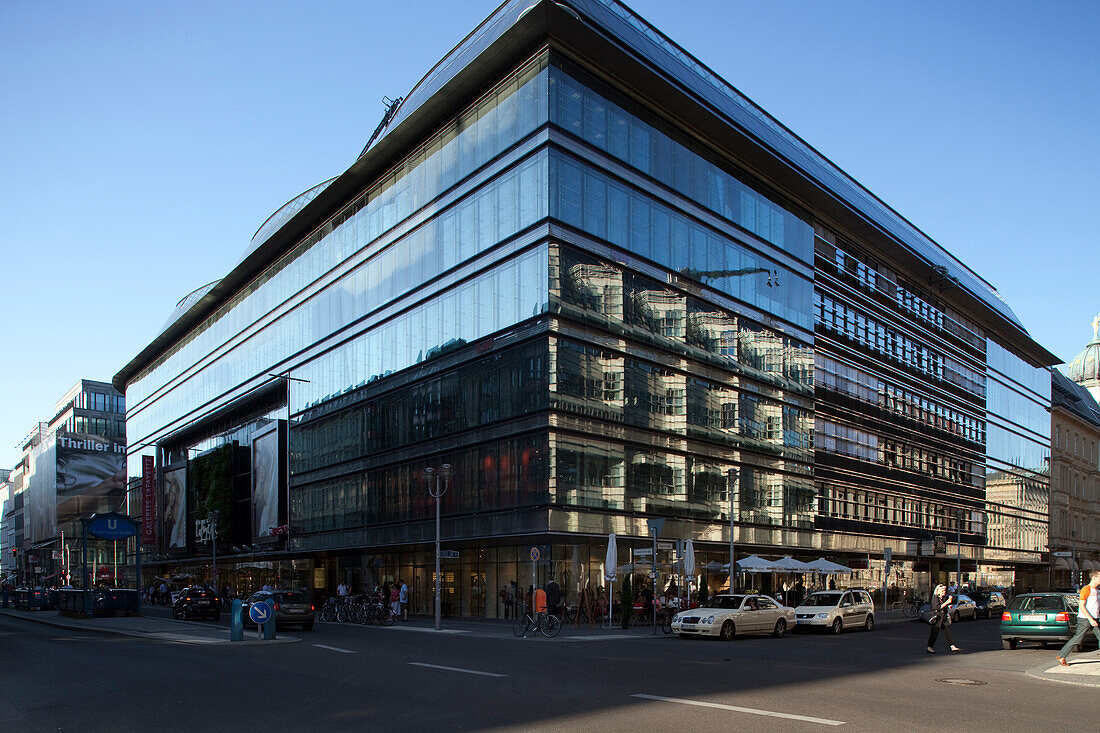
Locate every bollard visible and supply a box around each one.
[262,600,276,640]
[230,599,243,642]
[2,589,8,608]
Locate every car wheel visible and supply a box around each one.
[864,615,874,632]
[773,619,786,638]
[719,621,735,641]
[831,618,843,635]
[1002,638,1018,650]
[951,611,959,624]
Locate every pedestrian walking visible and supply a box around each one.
[545,576,561,616]
[390,583,400,618]
[1057,569,1100,666]
[926,584,962,654]
[399,579,409,621]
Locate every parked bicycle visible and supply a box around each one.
[363,598,397,626]
[902,596,927,618]
[512,604,562,638]
[319,596,339,622]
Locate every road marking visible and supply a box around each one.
[563,634,640,641]
[408,662,506,678]
[313,644,355,654]
[631,694,846,726]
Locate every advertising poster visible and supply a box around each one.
[27,436,58,543]
[141,456,156,544]
[55,432,126,527]
[251,428,280,541]
[162,467,187,550]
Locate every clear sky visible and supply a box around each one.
[1,0,1097,470]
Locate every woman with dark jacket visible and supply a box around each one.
[926,583,962,654]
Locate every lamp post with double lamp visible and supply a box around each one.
[1072,528,1078,589]
[424,464,453,631]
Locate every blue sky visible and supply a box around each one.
[1,0,1097,469]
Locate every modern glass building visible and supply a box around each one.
[115,0,1057,615]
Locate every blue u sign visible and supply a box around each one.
[249,602,272,625]
[86,513,138,541]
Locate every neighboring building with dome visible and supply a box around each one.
[1051,316,1100,586]
[1066,314,1100,405]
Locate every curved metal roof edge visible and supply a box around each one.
[114,0,1058,394]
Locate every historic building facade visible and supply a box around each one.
[115,0,1056,615]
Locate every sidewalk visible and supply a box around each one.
[0,607,299,646]
[1027,654,1100,688]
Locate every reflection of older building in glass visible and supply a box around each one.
[115,0,1056,613]
[1052,326,1100,586]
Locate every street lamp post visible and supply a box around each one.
[424,464,453,632]
[1072,528,1078,589]
[729,468,740,592]
[955,509,966,589]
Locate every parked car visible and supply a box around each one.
[794,589,875,634]
[671,593,794,640]
[241,590,315,631]
[1000,593,1094,650]
[172,586,220,621]
[949,594,979,622]
[969,590,1007,619]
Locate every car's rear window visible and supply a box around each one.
[274,592,307,603]
[1008,595,1064,611]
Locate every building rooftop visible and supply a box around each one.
[1052,368,1100,430]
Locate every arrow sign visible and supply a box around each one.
[249,603,272,625]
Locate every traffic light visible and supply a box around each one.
[9,548,14,557]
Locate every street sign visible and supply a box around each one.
[1052,551,1073,558]
[657,541,675,550]
[648,571,657,579]
[51,551,63,560]
[633,548,654,557]
[529,546,540,562]
[248,602,272,625]
[86,513,139,541]
[884,547,892,565]
[646,518,666,536]
[439,550,459,559]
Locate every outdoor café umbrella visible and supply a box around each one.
[805,558,852,574]
[683,540,696,605]
[772,556,811,572]
[604,533,617,628]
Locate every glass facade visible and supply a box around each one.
[120,4,1058,614]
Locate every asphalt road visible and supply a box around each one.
[1,611,1093,732]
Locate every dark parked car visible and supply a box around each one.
[970,590,1007,619]
[172,586,220,621]
[241,590,314,631]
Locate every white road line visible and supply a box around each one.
[313,644,355,654]
[408,662,506,678]
[631,694,846,727]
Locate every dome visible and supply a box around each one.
[158,280,221,335]
[240,177,337,264]
[1066,313,1100,388]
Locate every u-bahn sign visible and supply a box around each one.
[86,513,139,541]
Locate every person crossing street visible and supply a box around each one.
[1057,569,1100,666]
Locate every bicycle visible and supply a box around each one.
[655,608,673,634]
[363,599,397,626]
[902,596,926,618]
[319,596,339,622]
[512,605,562,638]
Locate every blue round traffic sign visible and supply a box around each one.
[248,602,272,624]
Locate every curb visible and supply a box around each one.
[0,609,300,646]
[1024,658,1100,688]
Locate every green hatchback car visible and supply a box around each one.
[999,593,1079,650]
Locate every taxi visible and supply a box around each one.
[671,593,794,640]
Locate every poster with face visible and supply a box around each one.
[55,432,126,526]
[252,429,280,541]
[162,467,187,550]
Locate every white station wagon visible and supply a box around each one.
[794,589,875,633]
[671,593,795,640]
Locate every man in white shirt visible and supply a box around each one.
[337,581,348,603]
[1058,569,1100,666]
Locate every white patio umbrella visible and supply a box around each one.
[724,554,776,573]
[684,540,696,605]
[604,533,617,628]
[772,556,811,572]
[805,558,852,574]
